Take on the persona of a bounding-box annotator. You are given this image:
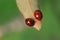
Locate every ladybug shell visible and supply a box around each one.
[34,10,43,21]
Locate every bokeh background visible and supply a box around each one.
[0,0,60,40]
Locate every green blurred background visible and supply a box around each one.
[0,0,60,40]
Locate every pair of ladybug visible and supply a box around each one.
[25,10,43,27]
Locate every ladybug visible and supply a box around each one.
[25,18,35,26]
[34,10,43,21]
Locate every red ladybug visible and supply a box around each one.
[34,10,43,21]
[25,18,35,26]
